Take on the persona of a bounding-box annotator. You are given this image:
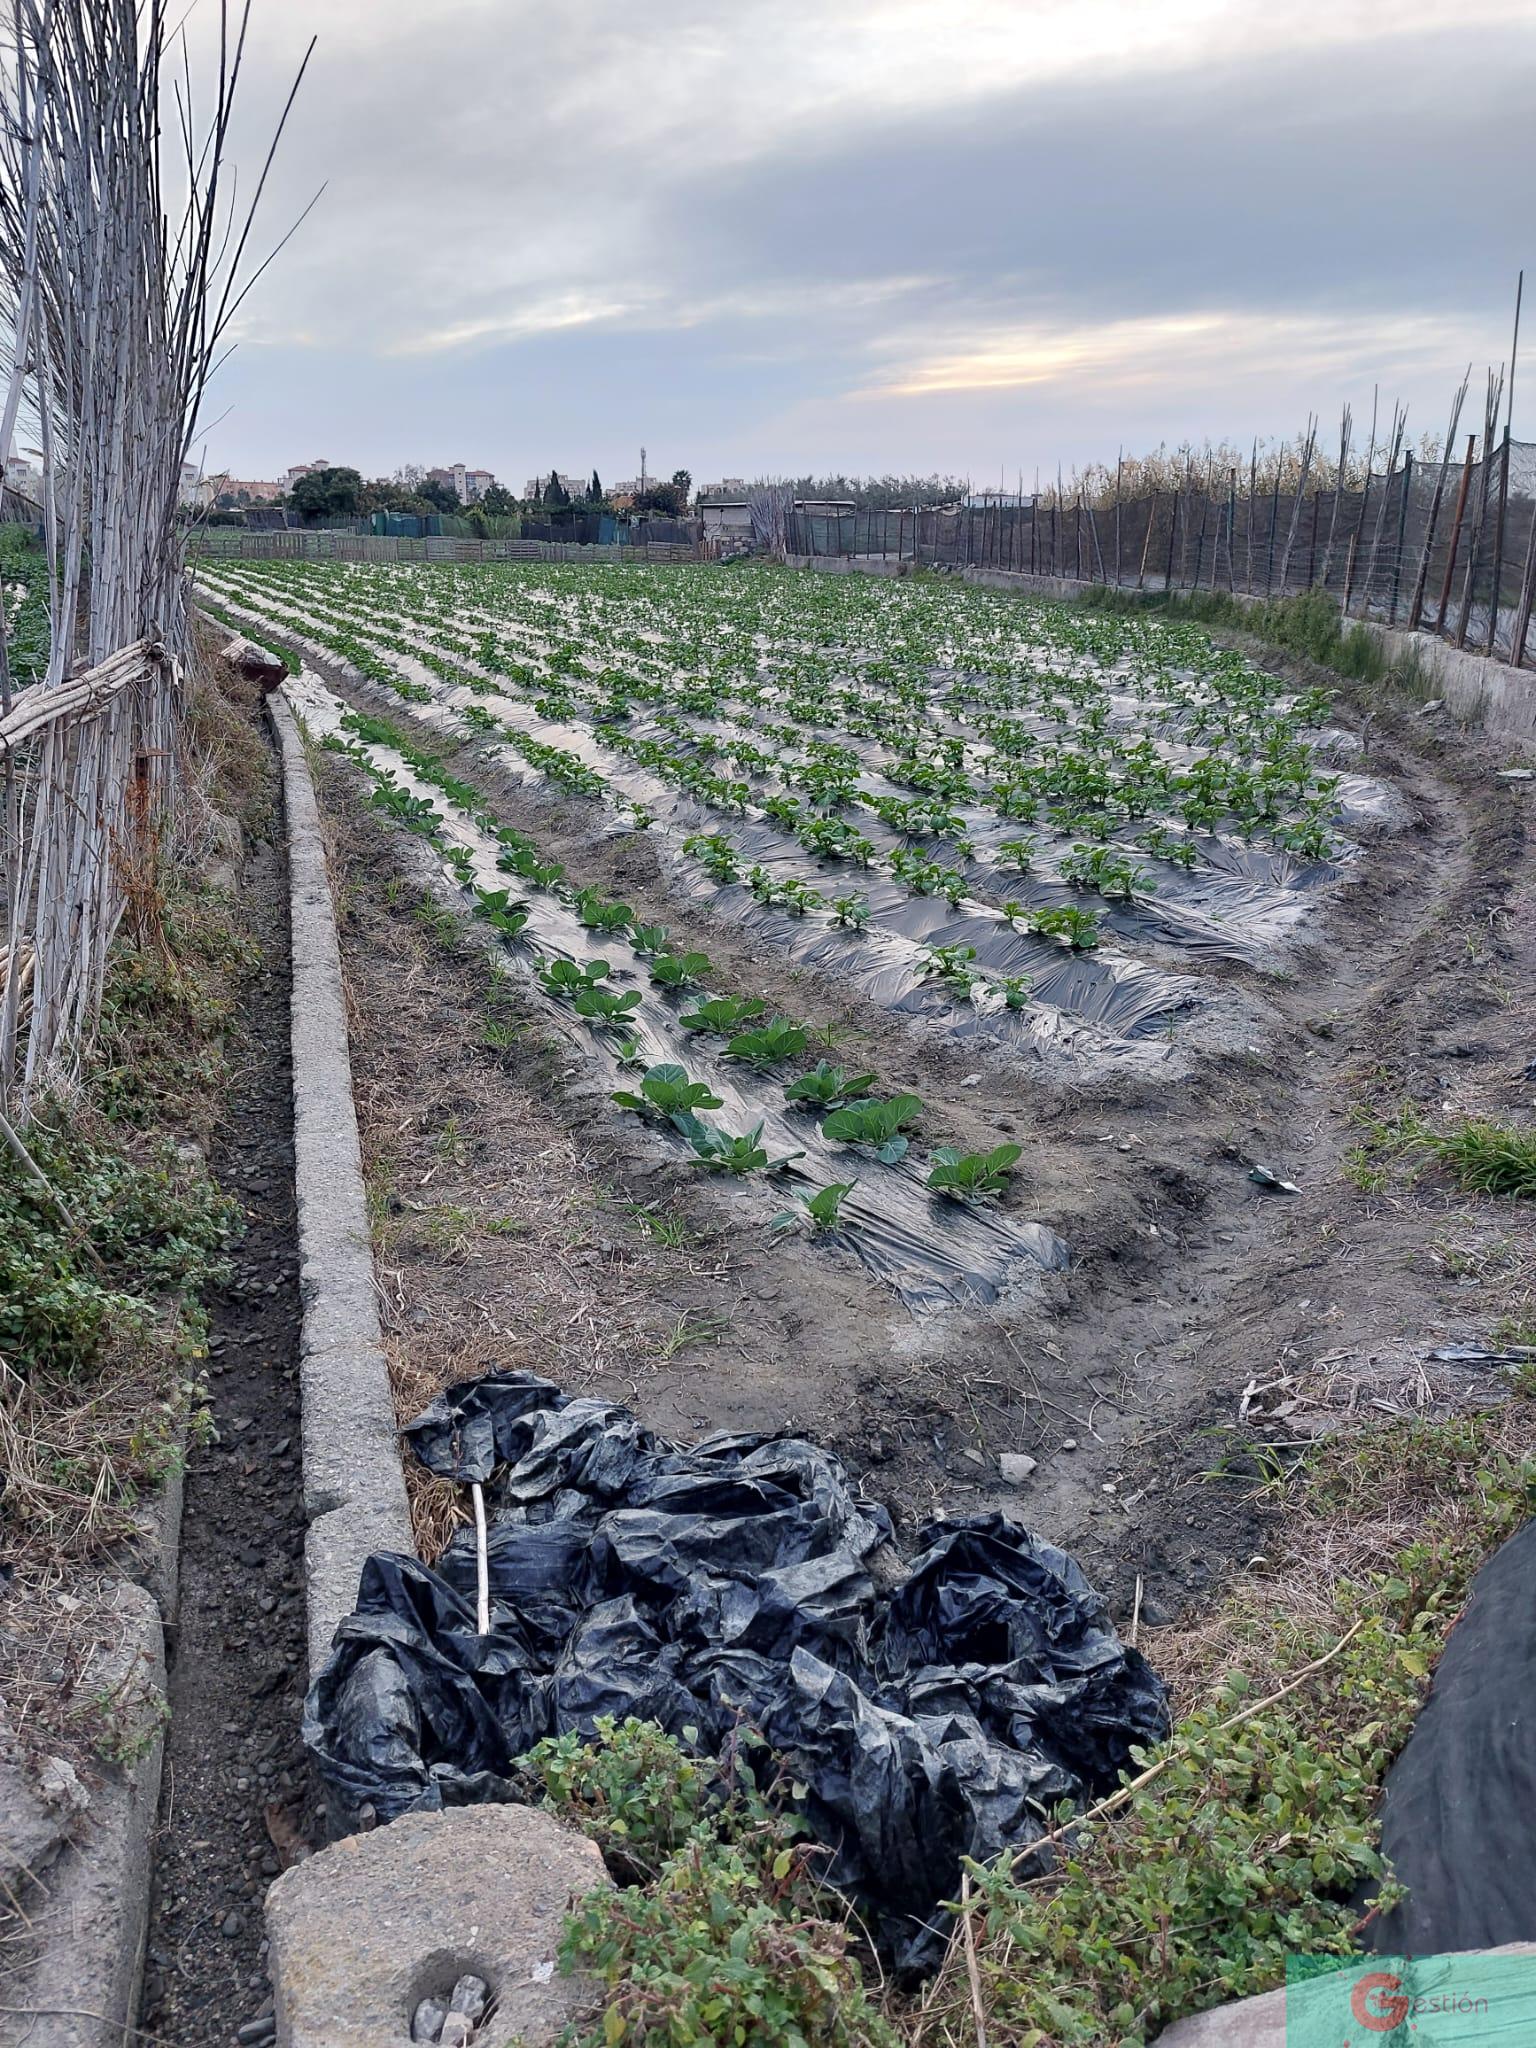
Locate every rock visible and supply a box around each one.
[998,1453,1037,1484]
[410,1998,446,2042]
[1060,1437,1078,1452]
[266,1805,609,2048]
[1494,766,1533,780]
[237,2019,279,2046]
[1418,697,1445,715]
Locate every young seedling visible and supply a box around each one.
[574,985,643,1027]
[649,951,712,990]
[831,894,871,931]
[723,1017,810,1071]
[683,831,742,883]
[573,888,634,935]
[472,886,530,938]
[996,836,1038,872]
[820,1093,923,1164]
[772,1181,857,1235]
[498,844,564,889]
[538,957,611,999]
[992,976,1032,1011]
[676,1118,803,1176]
[783,1062,876,1111]
[921,943,980,992]
[926,1143,1023,1201]
[680,994,768,1034]
[1059,845,1149,900]
[612,1064,723,1122]
[1028,905,1102,950]
[630,923,671,955]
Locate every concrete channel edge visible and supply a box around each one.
[267,689,414,1681]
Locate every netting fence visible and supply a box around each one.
[785,438,1536,667]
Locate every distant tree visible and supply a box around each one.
[481,482,517,517]
[290,465,364,523]
[590,469,603,501]
[631,481,685,518]
[392,463,428,490]
[544,470,571,507]
[670,468,691,503]
[415,476,460,514]
[776,472,967,511]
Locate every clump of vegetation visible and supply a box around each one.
[523,1719,896,2048]
[1348,1106,1536,1201]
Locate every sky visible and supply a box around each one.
[188,0,1536,490]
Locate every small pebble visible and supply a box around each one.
[1060,1437,1078,1452]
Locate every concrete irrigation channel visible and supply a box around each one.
[17,569,1526,2046]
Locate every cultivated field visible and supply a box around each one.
[197,556,1525,1604]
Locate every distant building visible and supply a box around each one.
[282,459,330,490]
[697,489,753,541]
[965,489,1032,509]
[428,464,496,504]
[218,478,284,506]
[794,498,856,517]
[4,446,42,499]
[698,478,747,498]
[179,460,227,511]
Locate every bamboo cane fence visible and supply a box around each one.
[0,637,176,1113]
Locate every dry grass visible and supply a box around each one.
[1142,1393,1534,1712]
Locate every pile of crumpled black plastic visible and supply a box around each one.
[304,1371,1168,1967]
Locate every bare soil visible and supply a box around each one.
[140,819,317,2045]
[305,646,1535,1668]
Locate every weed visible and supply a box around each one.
[654,1310,731,1360]
[412,895,461,949]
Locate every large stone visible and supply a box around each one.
[265,1805,611,2048]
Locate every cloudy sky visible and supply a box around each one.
[193,0,1535,489]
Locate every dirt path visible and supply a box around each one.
[141,819,316,2046]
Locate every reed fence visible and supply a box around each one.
[785,435,1536,670]
[0,0,308,1118]
[0,639,177,1114]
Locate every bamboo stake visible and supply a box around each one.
[1436,434,1478,633]
[1408,372,1470,631]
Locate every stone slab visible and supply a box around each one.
[265,1805,610,2048]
